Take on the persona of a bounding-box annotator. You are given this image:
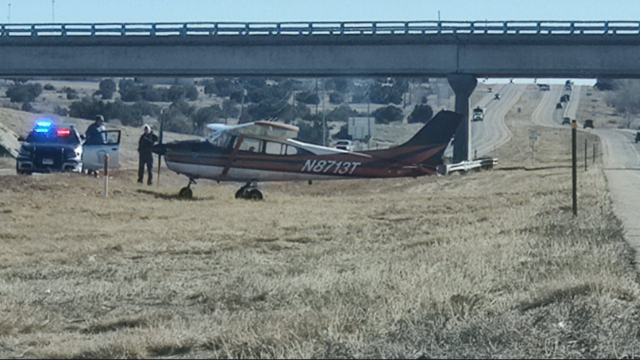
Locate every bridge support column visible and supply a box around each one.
[447,74,477,163]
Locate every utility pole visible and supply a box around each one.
[52,0,55,23]
[7,3,11,23]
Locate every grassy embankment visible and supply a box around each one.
[0,86,639,358]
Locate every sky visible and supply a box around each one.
[0,0,636,24]
[2,0,625,85]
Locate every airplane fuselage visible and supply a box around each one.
[162,140,446,183]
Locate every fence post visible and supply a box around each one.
[103,154,109,198]
[584,139,588,171]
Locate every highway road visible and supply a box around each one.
[530,84,640,267]
[443,83,525,160]
[597,127,640,265]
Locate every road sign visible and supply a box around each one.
[348,117,375,141]
[529,130,539,142]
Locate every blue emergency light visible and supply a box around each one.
[34,120,53,132]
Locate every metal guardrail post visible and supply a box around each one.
[103,154,109,198]
[571,120,577,216]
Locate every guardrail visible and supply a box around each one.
[438,157,498,175]
[1,21,640,38]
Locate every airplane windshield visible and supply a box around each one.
[206,131,232,148]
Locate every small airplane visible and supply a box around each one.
[152,110,463,200]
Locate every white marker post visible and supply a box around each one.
[103,154,109,197]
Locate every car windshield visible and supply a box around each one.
[25,129,81,145]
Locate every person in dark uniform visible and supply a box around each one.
[85,115,106,176]
[85,115,106,145]
[138,124,158,185]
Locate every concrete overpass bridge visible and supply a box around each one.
[2,20,639,162]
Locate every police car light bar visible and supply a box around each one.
[34,120,53,132]
[57,128,71,136]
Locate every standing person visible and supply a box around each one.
[85,115,106,176]
[85,115,106,145]
[138,124,158,185]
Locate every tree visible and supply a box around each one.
[296,119,327,145]
[295,91,320,105]
[329,92,344,104]
[160,107,192,134]
[202,79,217,97]
[167,86,186,102]
[6,83,42,103]
[192,105,223,134]
[327,104,358,122]
[119,79,142,102]
[98,79,117,100]
[595,78,617,91]
[372,105,403,124]
[221,99,239,123]
[185,85,199,101]
[408,104,434,124]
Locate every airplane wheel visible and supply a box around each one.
[235,188,246,199]
[245,189,263,201]
[178,187,193,199]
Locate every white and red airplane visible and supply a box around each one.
[152,110,463,200]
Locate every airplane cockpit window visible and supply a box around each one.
[285,145,298,155]
[264,141,301,155]
[207,132,232,149]
[239,138,263,153]
[265,141,285,155]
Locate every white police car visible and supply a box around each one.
[16,119,121,175]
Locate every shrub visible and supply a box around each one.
[6,83,42,103]
[98,79,117,100]
[372,105,403,124]
[408,104,434,124]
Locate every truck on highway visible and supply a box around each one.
[472,106,484,122]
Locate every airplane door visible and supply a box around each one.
[82,130,121,171]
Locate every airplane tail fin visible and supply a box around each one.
[399,110,463,149]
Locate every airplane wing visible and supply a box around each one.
[206,122,256,133]
[207,121,299,142]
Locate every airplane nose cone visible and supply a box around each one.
[152,144,167,156]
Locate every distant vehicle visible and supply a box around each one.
[334,139,354,152]
[16,119,121,175]
[487,87,493,93]
[565,84,572,91]
[539,84,550,91]
[556,103,563,109]
[560,94,570,103]
[562,117,571,125]
[584,119,594,129]
[472,106,484,122]
[494,93,501,100]
[635,132,640,143]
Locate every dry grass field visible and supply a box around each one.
[1,86,640,358]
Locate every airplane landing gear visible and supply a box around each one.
[178,178,197,199]
[235,181,263,201]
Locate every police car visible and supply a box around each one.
[16,119,121,175]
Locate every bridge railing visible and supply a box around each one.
[2,21,640,38]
